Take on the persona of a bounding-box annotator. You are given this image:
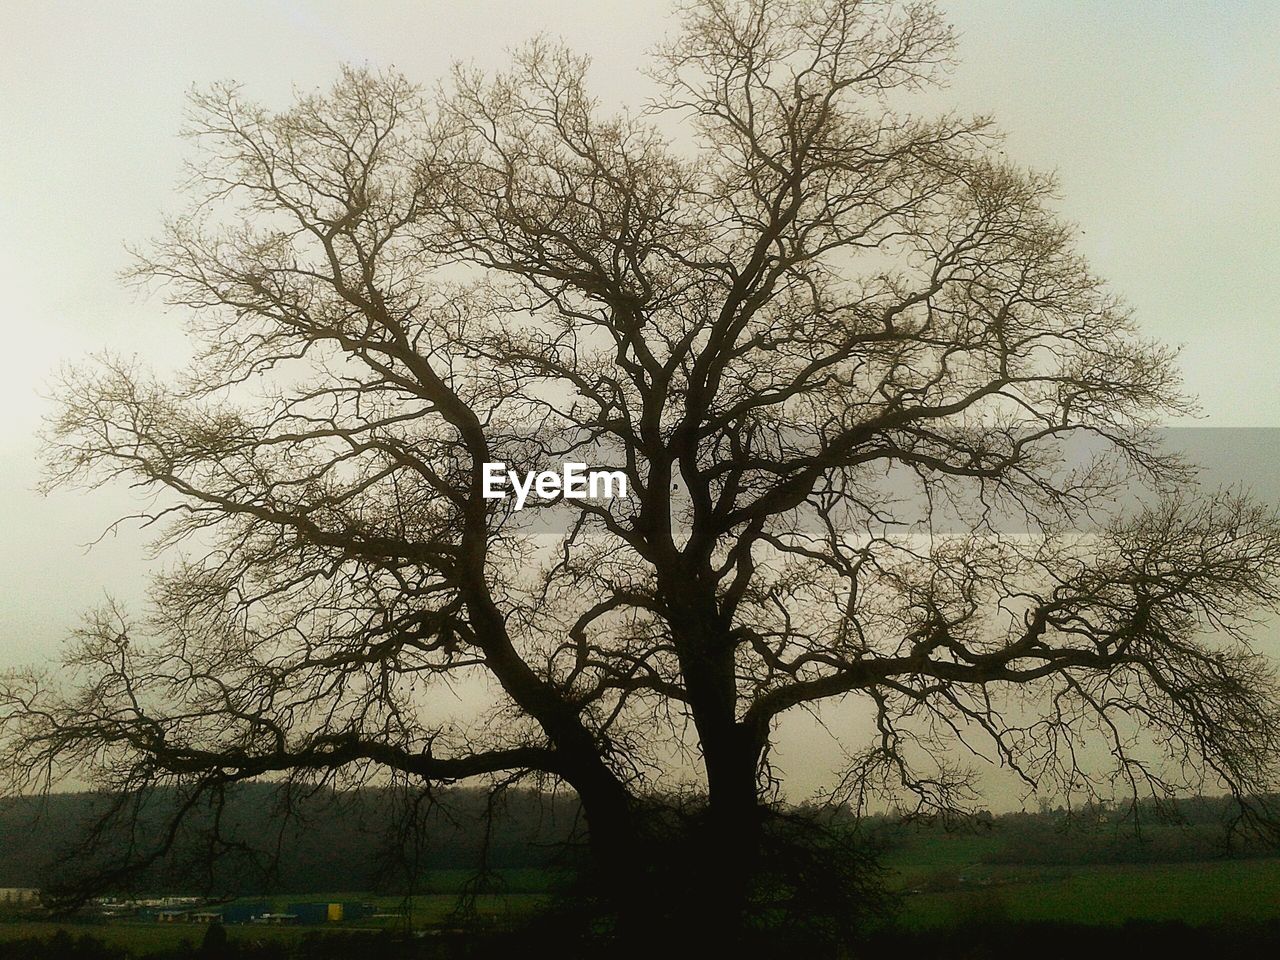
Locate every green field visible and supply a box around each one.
[901,859,1280,927]
[0,921,307,952]
[3,846,1279,954]
[882,831,1280,928]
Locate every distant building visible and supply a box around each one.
[282,901,372,924]
[222,901,268,924]
[257,913,299,925]
[0,889,40,905]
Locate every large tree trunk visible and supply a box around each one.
[676,622,770,947]
[577,748,766,956]
[696,718,768,947]
[566,762,655,953]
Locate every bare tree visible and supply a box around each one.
[4,0,1280,947]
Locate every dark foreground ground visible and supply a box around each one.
[3,921,1280,960]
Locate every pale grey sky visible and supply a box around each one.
[1,1,1278,802]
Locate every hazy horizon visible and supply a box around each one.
[2,0,1278,810]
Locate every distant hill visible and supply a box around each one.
[0,783,582,897]
[0,786,1273,899]
[868,794,1279,867]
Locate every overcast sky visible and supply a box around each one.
[2,1,1278,801]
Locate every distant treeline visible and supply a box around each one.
[0,786,1274,898]
[867,794,1279,866]
[0,783,583,897]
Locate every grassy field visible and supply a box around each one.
[3,843,1279,953]
[881,830,1280,927]
[0,921,307,952]
[899,859,1280,927]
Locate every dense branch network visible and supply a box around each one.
[4,0,1279,902]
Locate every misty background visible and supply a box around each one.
[2,0,1277,807]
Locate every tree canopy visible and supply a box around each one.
[4,0,1279,948]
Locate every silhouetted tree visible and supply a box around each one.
[4,0,1280,950]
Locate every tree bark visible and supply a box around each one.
[697,725,765,950]
[669,590,769,947]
